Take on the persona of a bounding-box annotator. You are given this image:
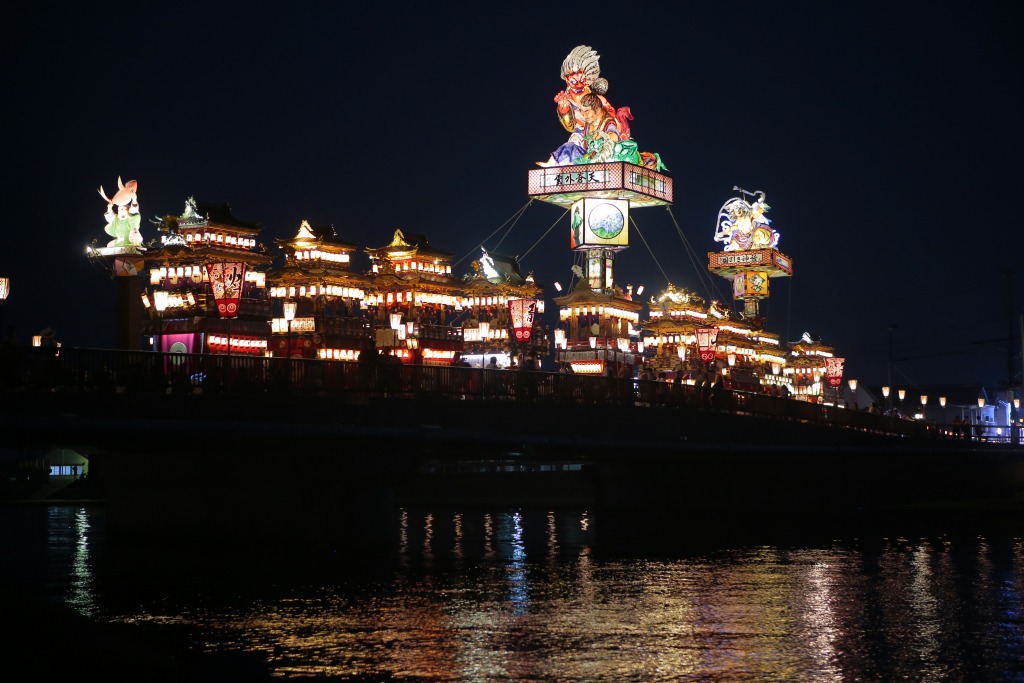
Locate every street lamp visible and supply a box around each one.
[887,324,897,393]
[882,385,890,413]
[1015,398,1022,444]
[976,396,986,439]
[898,388,906,414]
[283,300,297,359]
[920,394,928,420]
[847,378,858,408]
[0,276,9,340]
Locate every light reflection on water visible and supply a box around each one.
[5,506,1024,681]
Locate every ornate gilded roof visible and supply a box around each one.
[275,220,358,253]
[160,197,263,234]
[365,229,454,262]
[145,241,274,267]
[644,283,708,330]
[553,278,644,313]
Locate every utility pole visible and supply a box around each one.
[888,324,897,388]
[1007,270,1015,397]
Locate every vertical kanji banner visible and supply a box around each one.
[206,262,246,318]
[509,298,537,342]
[825,357,845,388]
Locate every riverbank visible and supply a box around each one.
[0,476,104,505]
[1,582,273,682]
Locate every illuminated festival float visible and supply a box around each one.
[528,44,671,375]
[86,176,147,349]
[140,198,273,356]
[269,220,369,360]
[785,332,846,405]
[460,248,547,368]
[79,47,847,404]
[47,42,1024,551]
[639,284,789,393]
[707,188,793,329]
[362,229,466,366]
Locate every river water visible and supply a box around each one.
[2,504,1023,681]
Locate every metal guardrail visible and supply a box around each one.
[0,346,1018,444]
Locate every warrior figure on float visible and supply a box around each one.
[538,45,665,171]
[714,188,780,252]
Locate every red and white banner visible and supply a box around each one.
[206,262,246,318]
[508,298,537,342]
[696,327,719,363]
[825,357,845,388]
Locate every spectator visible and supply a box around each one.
[39,327,58,348]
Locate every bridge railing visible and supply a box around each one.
[0,346,1008,442]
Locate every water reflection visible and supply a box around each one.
[10,507,1024,681]
[47,506,96,617]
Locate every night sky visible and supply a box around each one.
[4,3,1021,390]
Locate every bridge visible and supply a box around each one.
[0,345,988,440]
[2,346,1023,547]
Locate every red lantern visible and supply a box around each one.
[508,298,538,342]
[826,357,845,388]
[696,327,719,363]
[206,262,246,318]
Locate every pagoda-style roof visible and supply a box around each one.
[644,283,709,327]
[275,220,358,253]
[270,220,361,287]
[790,332,835,355]
[146,197,271,266]
[370,270,462,294]
[146,218,269,268]
[365,229,454,263]
[473,249,528,286]
[553,278,644,314]
[146,241,274,267]
[787,333,837,370]
[270,265,370,289]
[164,197,263,235]
[749,328,785,359]
[460,249,545,299]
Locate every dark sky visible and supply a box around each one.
[3,2,1021,390]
